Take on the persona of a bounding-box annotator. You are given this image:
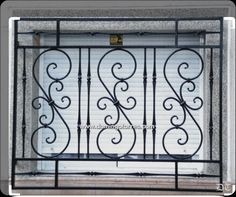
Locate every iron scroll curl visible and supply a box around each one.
[97,48,137,159]
[31,49,72,158]
[162,48,204,160]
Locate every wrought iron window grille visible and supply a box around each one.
[12,17,224,192]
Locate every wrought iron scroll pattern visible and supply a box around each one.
[97,48,137,159]
[31,49,72,158]
[162,48,204,160]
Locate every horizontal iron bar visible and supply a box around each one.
[15,158,220,163]
[12,186,221,192]
[15,171,220,178]
[18,17,222,21]
[17,45,220,49]
[17,31,220,35]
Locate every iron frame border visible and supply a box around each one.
[11,17,224,192]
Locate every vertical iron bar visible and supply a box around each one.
[11,20,18,188]
[152,48,157,159]
[77,48,82,158]
[86,48,91,158]
[219,17,223,184]
[22,48,26,158]
[175,161,178,190]
[143,48,147,159]
[175,20,178,47]
[55,160,58,188]
[56,20,60,47]
[209,48,213,160]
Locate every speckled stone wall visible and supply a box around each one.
[10,8,229,183]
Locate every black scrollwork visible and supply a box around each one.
[162,48,204,159]
[97,48,137,159]
[31,49,72,158]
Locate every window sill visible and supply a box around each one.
[14,176,222,195]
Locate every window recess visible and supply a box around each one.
[38,33,204,173]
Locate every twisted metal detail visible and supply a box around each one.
[31,49,72,158]
[162,48,204,159]
[97,48,137,159]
